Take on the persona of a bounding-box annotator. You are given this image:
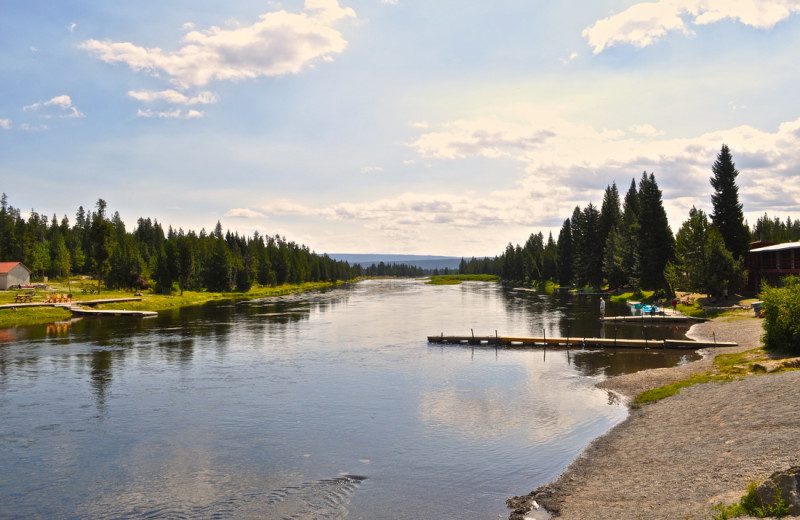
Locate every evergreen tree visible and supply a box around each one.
[704,227,744,296]
[542,232,558,282]
[571,204,602,288]
[556,218,573,286]
[664,207,710,294]
[636,172,674,290]
[89,199,116,293]
[602,225,627,289]
[598,182,621,256]
[710,144,749,258]
[620,179,641,284]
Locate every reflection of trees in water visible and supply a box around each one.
[498,288,692,342]
[86,348,126,414]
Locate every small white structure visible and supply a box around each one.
[0,262,32,290]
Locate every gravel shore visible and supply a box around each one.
[509,312,800,520]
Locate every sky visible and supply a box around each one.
[2,0,800,257]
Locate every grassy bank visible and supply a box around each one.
[0,281,341,328]
[426,274,500,285]
[634,346,797,407]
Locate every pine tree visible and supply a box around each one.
[636,172,674,289]
[710,144,749,259]
[599,182,621,254]
[557,218,573,286]
[620,179,641,287]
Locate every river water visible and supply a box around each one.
[0,280,696,519]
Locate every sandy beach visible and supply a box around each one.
[508,312,800,520]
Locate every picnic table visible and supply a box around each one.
[13,293,33,303]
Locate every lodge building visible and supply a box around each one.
[747,241,800,290]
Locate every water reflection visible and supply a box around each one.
[0,280,707,520]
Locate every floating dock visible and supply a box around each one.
[601,314,705,323]
[427,334,736,349]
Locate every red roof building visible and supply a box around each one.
[0,262,32,290]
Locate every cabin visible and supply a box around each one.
[0,262,32,290]
[747,241,800,290]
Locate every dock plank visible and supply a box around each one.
[427,335,736,349]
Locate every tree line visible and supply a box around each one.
[461,145,800,295]
[0,196,366,294]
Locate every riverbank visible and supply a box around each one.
[0,281,342,328]
[509,312,800,520]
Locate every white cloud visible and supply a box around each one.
[225,208,268,218]
[560,51,579,64]
[583,0,800,54]
[23,95,84,119]
[632,124,665,137]
[0,119,11,130]
[361,166,384,173]
[68,23,77,32]
[136,108,204,119]
[407,104,800,231]
[128,89,218,105]
[80,0,356,88]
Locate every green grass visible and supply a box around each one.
[634,347,797,407]
[426,274,500,285]
[713,482,791,519]
[0,307,73,328]
[608,289,655,304]
[0,281,341,328]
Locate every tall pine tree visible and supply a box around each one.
[710,144,749,259]
[637,172,674,290]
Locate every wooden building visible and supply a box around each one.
[748,241,800,290]
[0,262,32,290]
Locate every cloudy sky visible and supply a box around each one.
[2,0,800,256]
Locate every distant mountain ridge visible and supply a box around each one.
[328,254,462,271]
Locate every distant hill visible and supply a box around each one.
[328,254,462,271]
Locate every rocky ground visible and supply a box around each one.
[508,310,800,520]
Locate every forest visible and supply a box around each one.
[2,147,799,296]
[459,145,800,296]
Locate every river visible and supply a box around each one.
[0,279,697,519]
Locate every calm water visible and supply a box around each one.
[0,280,696,519]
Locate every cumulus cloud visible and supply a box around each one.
[128,89,218,105]
[0,119,11,130]
[583,0,800,53]
[80,0,356,89]
[224,208,268,218]
[408,104,800,230]
[23,95,84,119]
[632,124,665,137]
[136,108,204,119]
[560,51,579,64]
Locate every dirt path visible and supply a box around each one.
[509,313,800,520]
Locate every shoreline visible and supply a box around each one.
[509,313,800,520]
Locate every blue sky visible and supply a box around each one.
[2,0,800,256]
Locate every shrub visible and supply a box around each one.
[760,276,800,354]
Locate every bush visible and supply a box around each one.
[760,276,800,354]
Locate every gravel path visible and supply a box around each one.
[509,313,800,520]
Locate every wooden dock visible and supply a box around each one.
[67,305,157,318]
[427,334,736,349]
[601,314,705,323]
[0,297,143,310]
